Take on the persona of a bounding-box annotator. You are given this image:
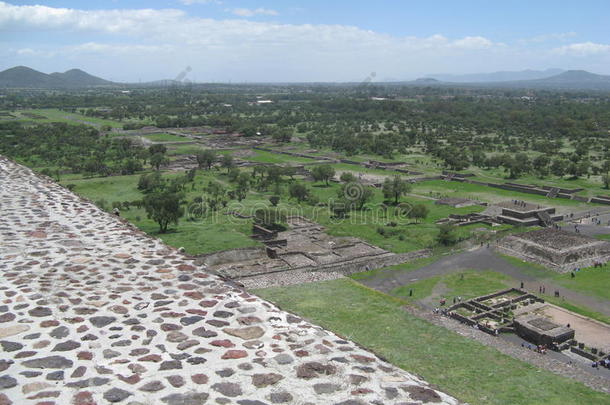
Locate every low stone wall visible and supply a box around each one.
[495,239,610,272]
[312,249,431,276]
[199,246,266,266]
[590,197,610,205]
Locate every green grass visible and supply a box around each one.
[351,255,441,280]
[415,180,585,208]
[60,170,262,255]
[7,108,125,128]
[255,279,610,405]
[500,254,610,302]
[167,144,207,156]
[58,167,497,256]
[555,266,610,302]
[143,133,192,143]
[244,150,318,164]
[391,270,512,303]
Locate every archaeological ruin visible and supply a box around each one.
[497,228,610,271]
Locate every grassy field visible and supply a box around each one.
[256,279,610,405]
[391,270,512,303]
[61,170,261,254]
[414,180,587,208]
[167,144,207,156]
[243,149,319,164]
[143,133,192,143]
[3,108,125,128]
[500,255,610,302]
[62,167,493,255]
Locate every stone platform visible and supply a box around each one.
[0,155,458,404]
[497,228,610,272]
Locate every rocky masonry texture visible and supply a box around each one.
[0,156,459,404]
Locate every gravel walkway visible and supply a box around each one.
[360,247,610,317]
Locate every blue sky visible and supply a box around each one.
[2,0,610,82]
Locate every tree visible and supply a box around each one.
[149,144,167,156]
[311,165,335,186]
[138,172,164,193]
[289,183,309,202]
[340,172,357,183]
[501,153,529,179]
[143,191,184,233]
[550,158,568,177]
[205,180,226,210]
[408,204,429,223]
[150,153,169,171]
[340,182,373,210]
[567,160,589,179]
[602,173,610,189]
[221,154,234,172]
[437,224,458,246]
[196,150,216,170]
[532,155,550,178]
[272,128,292,143]
[269,195,280,206]
[382,175,412,204]
[235,173,250,201]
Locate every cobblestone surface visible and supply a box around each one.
[240,270,345,289]
[0,156,459,404]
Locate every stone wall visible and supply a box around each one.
[198,247,266,266]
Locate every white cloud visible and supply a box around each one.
[179,0,220,5]
[229,8,279,17]
[553,42,610,56]
[0,1,548,81]
[521,32,577,44]
[451,36,493,50]
[66,42,172,55]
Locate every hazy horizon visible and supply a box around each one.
[2,0,610,83]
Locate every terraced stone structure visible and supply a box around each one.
[497,228,610,272]
[0,156,458,404]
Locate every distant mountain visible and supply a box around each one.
[428,69,564,83]
[482,70,610,90]
[538,70,610,84]
[49,68,112,86]
[0,66,65,88]
[0,66,114,88]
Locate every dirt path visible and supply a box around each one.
[359,246,610,317]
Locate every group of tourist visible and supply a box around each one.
[521,342,550,354]
[591,359,610,369]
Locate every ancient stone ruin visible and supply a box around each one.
[447,288,542,335]
[497,228,610,271]
[513,314,574,347]
[434,197,478,209]
[447,288,610,364]
[0,156,458,404]
[203,215,416,282]
[494,201,562,227]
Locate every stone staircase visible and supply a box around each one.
[536,211,555,227]
[546,187,560,198]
